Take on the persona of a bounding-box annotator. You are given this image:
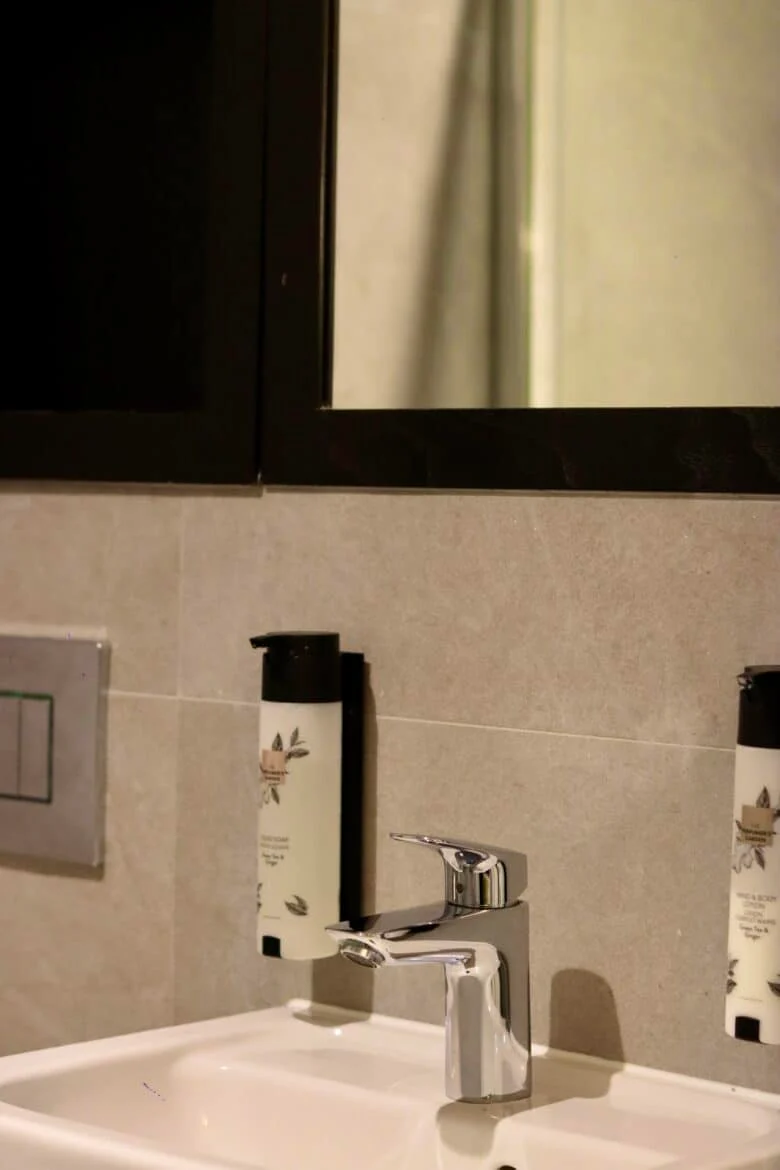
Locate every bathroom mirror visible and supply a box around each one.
[331,0,780,411]
[259,1,780,490]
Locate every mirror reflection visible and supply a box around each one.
[331,0,780,409]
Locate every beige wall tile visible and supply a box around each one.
[367,717,779,1092]
[180,492,779,747]
[0,983,174,1058]
[0,984,88,1056]
[83,986,173,1043]
[101,495,182,694]
[0,491,181,694]
[0,694,177,1055]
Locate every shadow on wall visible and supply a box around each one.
[434,970,623,1157]
[310,664,378,1015]
[549,968,624,1062]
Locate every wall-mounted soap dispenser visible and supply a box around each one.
[249,633,364,961]
[726,665,780,1046]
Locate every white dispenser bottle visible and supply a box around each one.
[251,632,343,960]
[725,665,780,1046]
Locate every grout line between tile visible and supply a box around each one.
[111,689,259,708]
[169,690,182,1021]
[109,690,732,752]
[376,713,734,753]
[175,498,186,700]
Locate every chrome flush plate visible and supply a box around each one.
[0,636,108,866]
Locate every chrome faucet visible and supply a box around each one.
[327,833,531,1104]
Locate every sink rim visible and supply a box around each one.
[0,998,777,1107]
[0,999,777,1170]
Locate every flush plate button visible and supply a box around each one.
[0,692,53,802]
[0,695,20,796]
[0,637,107,866]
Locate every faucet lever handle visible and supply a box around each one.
[390,833,527,909]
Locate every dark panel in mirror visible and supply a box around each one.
[2,0,268,483]
[10,1,210,413]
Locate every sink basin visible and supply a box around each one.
[0,1000,777,1169]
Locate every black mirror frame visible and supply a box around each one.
[260,0,780,494]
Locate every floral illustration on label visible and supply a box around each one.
[769,975,780,998]
[260,728,310,805]
[285,894,309,917]
[726,957,738,995]
[732,786,779,872]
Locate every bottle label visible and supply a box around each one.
[260,748,288,788]
[732,891,777,944]
[257,702,342,959]
[726,749,780,1043]
[737,803,775,850]
[259,729,311,802]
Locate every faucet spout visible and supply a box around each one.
[327,889,531,1103]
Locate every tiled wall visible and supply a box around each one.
[0,488,778,1094]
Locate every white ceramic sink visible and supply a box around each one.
[0,1001,777,1170]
